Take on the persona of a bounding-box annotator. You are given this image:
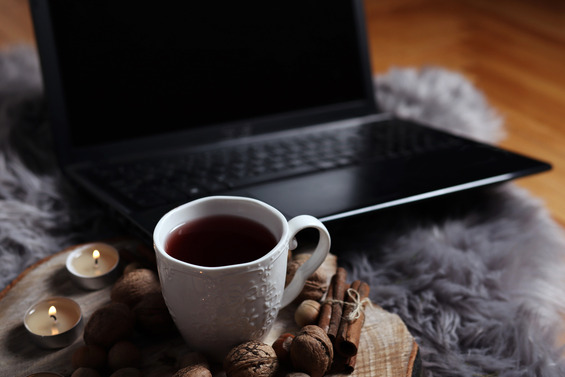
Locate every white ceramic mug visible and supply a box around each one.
[153,196,331,360]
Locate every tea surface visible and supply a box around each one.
[165,215,277,267]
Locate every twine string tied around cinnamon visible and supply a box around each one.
[324,287,372,322]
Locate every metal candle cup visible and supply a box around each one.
[23,297,83,349]
[66,242,120,290]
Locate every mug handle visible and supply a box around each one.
[280,215,331,308]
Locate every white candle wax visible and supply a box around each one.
[66,242,120,289]
[25,298,80,335]
[67,243,119,277]
[23,297,83,348]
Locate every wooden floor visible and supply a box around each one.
[1,0,564,225]
[364,0,565,225]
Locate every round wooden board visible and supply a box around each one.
[266,301,421,377]
[0,238,154,377]
[0,240,420,377]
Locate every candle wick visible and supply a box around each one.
[50,314,57,321]
[95,258,99,265]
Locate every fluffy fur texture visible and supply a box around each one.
[375,67,505,144]
[2,46,565,376]
[0,46,117,286]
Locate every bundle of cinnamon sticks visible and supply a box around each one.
[318,267,370,374]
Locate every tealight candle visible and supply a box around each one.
[23,297,83,349]
[66,242,120,290]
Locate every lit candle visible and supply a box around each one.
[93,249,100,266]
[66,242,120,290]
[23,297,83,349]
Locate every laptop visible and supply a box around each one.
[30,0,551,241]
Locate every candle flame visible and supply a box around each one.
[49,305,57,321]
[93,249,100,265]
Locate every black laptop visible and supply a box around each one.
[30,0,550,240]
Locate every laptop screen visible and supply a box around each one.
[32,1,376,160]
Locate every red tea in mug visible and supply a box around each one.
[165,215,278,267]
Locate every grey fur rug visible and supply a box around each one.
[2,46,565,376]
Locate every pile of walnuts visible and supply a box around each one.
[70,265,213,377]
[223,252,334,377]
[224,326,333,377]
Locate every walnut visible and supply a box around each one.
[290,325,333,377]
[111,268,161,308]
[133,291,176,336]
[300,270,328,301]
[224,340,279,377]
[123,262,142,275]
[173,364,212,377]
[177,351,209,370]
[72,344,107,369]
[286,254,328,302]
[108,368,142,377]
[71,368,102,377]
[144,365,176,377]
[83,302,134,349]
[108,341,142,371]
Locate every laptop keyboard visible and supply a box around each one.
[88,121,464,209]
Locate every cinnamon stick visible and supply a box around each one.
[335,280,360,356]
[317,274,334,333]
[327,267,347,341]
[343,355,357,374]
[330,353,357,374]
[335,280,370,357]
